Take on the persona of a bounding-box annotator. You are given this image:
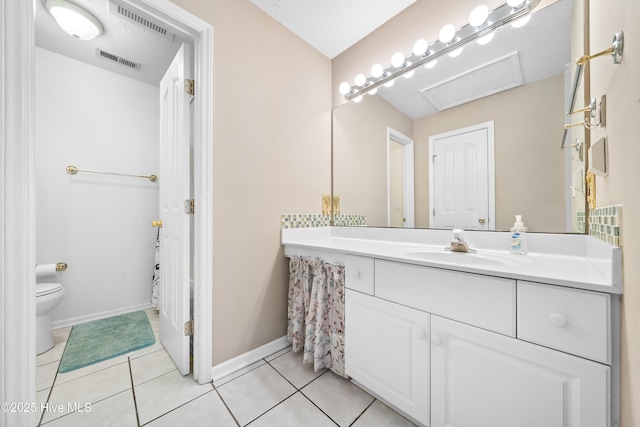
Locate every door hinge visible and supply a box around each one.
[432,154,437,163]
[185,199,195,215]
[184,320,194,336]
[433,208,436,216]
[185,79,195,96]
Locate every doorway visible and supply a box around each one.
[387,127,415,228]
[1,1,213,421]
[428,121,495,230]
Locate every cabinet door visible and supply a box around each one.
[345,290,430,425]
[430,316,609,427]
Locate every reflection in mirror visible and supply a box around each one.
[387,128,414,228]
[333,0,586,233]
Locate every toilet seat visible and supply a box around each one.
[36,282,63,297]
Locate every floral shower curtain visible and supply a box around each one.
[287,256,346,377]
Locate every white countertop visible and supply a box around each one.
[282,227,622,294]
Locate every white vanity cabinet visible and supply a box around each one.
[431,315,609,427]
[345,289,430,425]
[343,256,614,427]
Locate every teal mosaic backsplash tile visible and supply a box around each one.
[588,205,622,246]
[333,214,367,227]
[281,214,367,229]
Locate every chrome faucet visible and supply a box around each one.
[446,229,476,253]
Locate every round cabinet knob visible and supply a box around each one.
[352,270,361,279]
[416,329,426,339]
[549,313,569,327]
[431,335,442,345]
[478,218,486,224]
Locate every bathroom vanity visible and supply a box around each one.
[282,227,621,427]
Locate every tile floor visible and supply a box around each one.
[35,308,417,427]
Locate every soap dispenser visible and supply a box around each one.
[510,215,528,255]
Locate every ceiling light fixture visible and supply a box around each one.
[45,0,103,41]
[340,0,540,101]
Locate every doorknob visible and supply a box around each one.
[151,220,163,228]
[478,218,486,224]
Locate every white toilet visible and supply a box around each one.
[36,264,66,355]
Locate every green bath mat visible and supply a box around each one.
[58,310,156,373]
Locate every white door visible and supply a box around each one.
[388,128,415,228]
[158,43,192,376]
[345,290,430,425]
[429,122,494,230]
[430,315,609,427]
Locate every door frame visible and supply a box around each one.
[428,121,496,229]
[1,0,213,422]
[387,127,415,228]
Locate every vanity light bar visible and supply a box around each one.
[343,0,541,101]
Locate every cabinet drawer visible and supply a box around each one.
[375,260,515,336]
[517,281,610,364]
[345,255,374,295]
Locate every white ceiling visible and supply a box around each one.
[249,0,416,59]
[35,0,415,85]
[35,0,184,86]
[35,0,571,118]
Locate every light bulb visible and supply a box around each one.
[384,80,395,88]
[477,33,495,45]
[368,88,378,95]
[338,82,351,95]
[354,74,367,87]
[371,64,385,78]
[469,5,489,27]
[413,39,429,56]
[512,15,530,28]
[507,0,526,7]
[439,24,456,44]
[391,52,405,68]
[403,62,414,79]
[424,60,437,69]
[449,47,463,58]
[353,95,363,103]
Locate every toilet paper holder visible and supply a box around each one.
[56,262,68,272]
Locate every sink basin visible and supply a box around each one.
[403,250,512,267]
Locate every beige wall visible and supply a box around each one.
[333,95,413,226]
[413,75,566,231]
[170,0,331,364]
[587,1,640,424]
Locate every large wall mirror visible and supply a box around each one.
[333,0,588,233]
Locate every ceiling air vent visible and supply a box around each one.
[96,48,141,71]
[108,1,175,41]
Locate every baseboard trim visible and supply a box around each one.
[211,336,290,381]
[51,302,154,329]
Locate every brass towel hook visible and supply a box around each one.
[568,98,597,117]
[576,31,624,66]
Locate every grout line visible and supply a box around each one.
[127,358,142,427]
[213,361,267,388]
[139,387,219,427]
[212,386,241,427]
[297,390,340,427]
[242,390,298,426]
[347,399,375,427]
